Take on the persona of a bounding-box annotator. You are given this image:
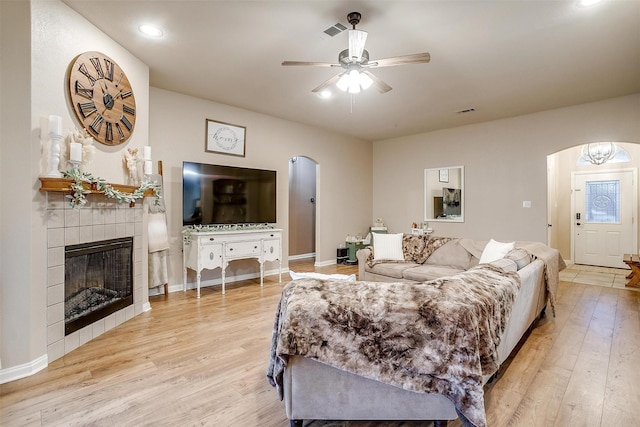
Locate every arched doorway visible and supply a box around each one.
[288,156,317,261]
[547,142,638,267]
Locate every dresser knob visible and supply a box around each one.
[209,238,215,241]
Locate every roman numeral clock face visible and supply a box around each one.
[67,51,136,146]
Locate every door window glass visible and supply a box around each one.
[585,180,620,223]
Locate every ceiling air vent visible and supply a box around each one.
[323,22,347,37]
[456,108,476,114]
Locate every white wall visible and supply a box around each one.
[149,88,373,289]
[1,0,151,374]
[1,0,36,371]
[373,94,640,244]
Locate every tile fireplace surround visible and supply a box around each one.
[45,190,148,363]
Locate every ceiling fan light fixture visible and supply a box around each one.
[283,12,429,96]
[336,73,350,91]
[348,69,361,93]
[359,72,373,90]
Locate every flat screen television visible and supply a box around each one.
[182,161,276,226]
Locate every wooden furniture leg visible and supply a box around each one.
[623,254,640,288]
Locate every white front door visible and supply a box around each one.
[573,169,637,269]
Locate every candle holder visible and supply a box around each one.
[45,132,63,177]
[68,159,81,173]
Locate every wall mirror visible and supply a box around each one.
[424,166,464,223]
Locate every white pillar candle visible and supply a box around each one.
[143,145,152,160]
[70,142,83,162]
[49,115,62,136]
[144,160,153,175]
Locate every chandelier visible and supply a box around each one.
[578,142,631,165]
[581,142,617,165]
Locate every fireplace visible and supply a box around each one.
[65,237,134,335]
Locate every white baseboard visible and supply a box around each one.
[153,267,290,294]
[0,353,48,384]
[314,259,336,268]
[288,253,315,261]
[143,302,152,312]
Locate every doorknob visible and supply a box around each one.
[576,222,581,226]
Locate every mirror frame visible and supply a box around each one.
[423,166,465,223]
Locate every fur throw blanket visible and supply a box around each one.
[267,264,522,427]
[459,239,566,316]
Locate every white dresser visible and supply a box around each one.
[182,228,282,297]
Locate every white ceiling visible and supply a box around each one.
[62,0,640,141]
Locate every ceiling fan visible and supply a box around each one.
[282,12,431,94]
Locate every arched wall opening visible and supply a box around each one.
[547,142,639,265]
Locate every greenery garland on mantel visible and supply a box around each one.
[182,223,275,244]
[62,169,162,208]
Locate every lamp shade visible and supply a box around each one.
[348,69,361,93]
[336,73,350,91]
[359,72,373,90]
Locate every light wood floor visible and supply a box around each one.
[2,259,639,427]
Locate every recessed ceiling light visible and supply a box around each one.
[138,24,163,38]
[576,0,603,7]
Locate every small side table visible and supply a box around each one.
[623,254,640,288]
[345,240,366,264]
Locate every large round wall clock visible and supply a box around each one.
[67,51,136,146]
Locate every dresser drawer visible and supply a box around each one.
[225,241,261,258]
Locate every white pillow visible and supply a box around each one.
[479,239,515,264]
[373,233,405,261]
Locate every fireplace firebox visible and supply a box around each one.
[64,237,134,335]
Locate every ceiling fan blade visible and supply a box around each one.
[282,61,339,67]
[348,29,368,62]
[362,70,392,93]
[368,52,431,68]
[311,74,342,93]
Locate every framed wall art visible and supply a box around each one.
[205,119,246,157]
[439,168,449,183]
